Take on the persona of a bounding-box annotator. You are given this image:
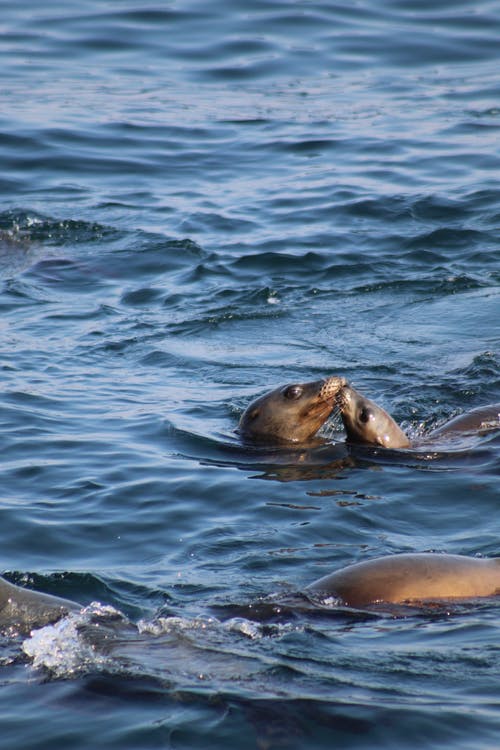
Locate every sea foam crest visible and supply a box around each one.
[138,614,298,640]
[22,603,121,677]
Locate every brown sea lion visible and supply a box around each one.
[307,553,500,607]
[428,403,500,439]
[337,384,411,448]
[337,384,499,449]
[239,376,346,444]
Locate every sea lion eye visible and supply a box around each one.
[283,385,303,400]
[359,407,372,423]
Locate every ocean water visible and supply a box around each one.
[1,1,499,748]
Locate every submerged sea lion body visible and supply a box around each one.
[307,553,500,607]
[239,376,346,444]
[338,384,499,449]
[0,575,79,632]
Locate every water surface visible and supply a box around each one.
[1,1,499,748]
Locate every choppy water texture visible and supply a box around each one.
[1,1,500,748]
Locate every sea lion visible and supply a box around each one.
[337,384,411,448]
[307,553,500,607]
[239,376,346,444]
[337,384,500,449]
[0,575,79,632]
[428,403,500,439]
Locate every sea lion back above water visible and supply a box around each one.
[428,403,500,440]
[307,553,500,607]
[0,575,79,633]
[238,376,346,444]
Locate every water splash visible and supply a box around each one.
[22,603,123,677]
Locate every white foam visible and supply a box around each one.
[224,617,263,639]
[22,603,122,677]
[137,615,218,636]
[137,613,298,641]
[23,606,301,678]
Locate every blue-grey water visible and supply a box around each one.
[1,1,499,748]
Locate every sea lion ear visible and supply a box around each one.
[247,409,259,420]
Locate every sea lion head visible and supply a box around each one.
[239,376,346,444]
[338,384,410,449]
